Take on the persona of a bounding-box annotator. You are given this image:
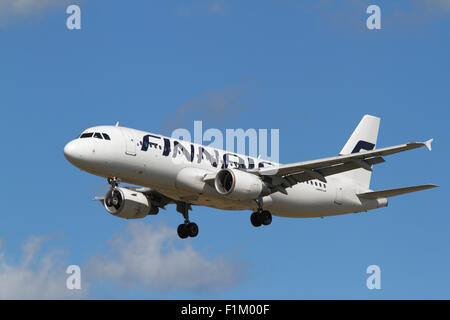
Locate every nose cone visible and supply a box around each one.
[64,140,81,165]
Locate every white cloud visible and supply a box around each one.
[427,0,450,10]
[0,0,74,26]
[0,223,244,298]
[0,235,87,299]
[161,87,253,134]
[0,0,70,15]
[209,0,225,15]
[85,222,244,292]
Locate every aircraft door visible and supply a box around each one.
[120,128,137,156]
[334,186,343,205]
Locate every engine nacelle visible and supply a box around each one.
[214,168,269,200]
[104,187,150,219]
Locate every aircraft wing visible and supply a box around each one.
[249,139,433,193]
[126,186,175,209]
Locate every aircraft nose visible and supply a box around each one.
[64,140,80,164]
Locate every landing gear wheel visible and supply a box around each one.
[187,222,199,237]
[177,224,189,239]
[262,210,272,226]
[176,202,199,239]
[250,212,262,227]
[251,209,272,228]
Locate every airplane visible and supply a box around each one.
[63,115,438,239]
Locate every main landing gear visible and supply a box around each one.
[176,202,199,239]
[250,198,272,227]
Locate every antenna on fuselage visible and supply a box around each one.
[115,121,119,127]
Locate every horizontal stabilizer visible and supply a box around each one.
[357,184,438,199]
[93,196,105,205]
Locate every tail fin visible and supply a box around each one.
[337,115,381,189]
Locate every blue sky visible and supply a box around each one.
[0,0,448,299]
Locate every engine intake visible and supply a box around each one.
[215,168,268,200]
[104,187,151,219]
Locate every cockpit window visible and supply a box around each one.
[80,132,112,140]
[80,132,93,138]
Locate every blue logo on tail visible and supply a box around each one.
[351,140,375,153]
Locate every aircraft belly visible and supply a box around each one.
[154,187,254,211]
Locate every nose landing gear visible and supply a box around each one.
[106,177,122,207]
[107,177,120,189]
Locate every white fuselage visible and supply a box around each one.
[64,125,387,218]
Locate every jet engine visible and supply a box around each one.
[104,187,151,219]
[214,168,269,200]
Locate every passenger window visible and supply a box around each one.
[80,133,93,138]
[103,133,111,140]
[94,132,103,139]
[314,182,317,186]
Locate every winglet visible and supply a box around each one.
[424,138,433,151]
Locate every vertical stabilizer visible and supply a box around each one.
[337,115,380,189]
